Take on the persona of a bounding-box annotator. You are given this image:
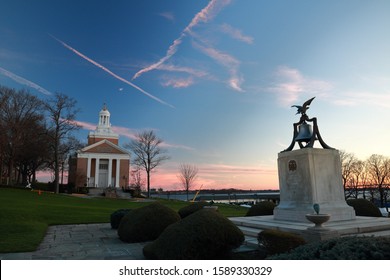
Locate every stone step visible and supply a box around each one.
[349,229,390,237]
[243,236,259,248]
[230,216,309,233]
[116,190,132,199]
[88,188,104,196]
[238,225,262,238]
[231,215,390,243]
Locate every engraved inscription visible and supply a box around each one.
[288,160,297,172]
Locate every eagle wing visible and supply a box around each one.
[302,97,315,108]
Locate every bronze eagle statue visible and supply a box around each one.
[291,97,315,115]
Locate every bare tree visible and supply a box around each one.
[339,150,358,195]
[365,154,390,207]
[125,130,169,198]
[0,86,47,185]
[130,168,145,190]
[348,160,366,199]
[178,163,198,201]
[44,93,80,193]
[129,168,145,197]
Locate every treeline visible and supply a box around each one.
[0,85,80,193]
[340,151,390,207]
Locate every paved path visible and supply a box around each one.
[0,223,147,260]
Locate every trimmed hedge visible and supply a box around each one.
[178,202,210,218]
[143,209,244,259]
[246,201,275,216]
[117,202,180,243]
[258,229,306,256]
[110,209,131,229]
[346,199,382,217]
[270,236,390,259]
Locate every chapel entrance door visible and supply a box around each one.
[98,160,108,188]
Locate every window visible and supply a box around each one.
[99,164,108,170]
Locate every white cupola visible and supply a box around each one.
[98,103,111,130]
[88,104,119,144]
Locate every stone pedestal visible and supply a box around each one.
[274,148,356,222]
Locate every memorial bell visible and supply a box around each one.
[295,122,313,143]
[282,96,334,152]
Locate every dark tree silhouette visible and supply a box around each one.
[125,130,169,198]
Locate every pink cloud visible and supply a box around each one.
[132,36,184,80]
[184,0,231,33]
[35,156,277,191]
[229,76,244,92]
[72,120,96,131]
[269,66,333,106]
[147,162,278,191]
[192,41,244,92]
[161,76,195,88]
[219,23,254,44]
[74,120,193,150]
[156,64,208,78]
[132,0,231,80]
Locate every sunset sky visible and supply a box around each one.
[1,0,390,190]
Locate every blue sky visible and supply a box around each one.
[1,0,390,190]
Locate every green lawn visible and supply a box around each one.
[0,188,247,253]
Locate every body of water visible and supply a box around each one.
[150,191,280,205]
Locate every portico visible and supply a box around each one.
[78,143,130,188]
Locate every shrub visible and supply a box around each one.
[246,201,275,216]
[110,209,131,229]
[117,202,180,243]
[270,236,390,259]
[178,202,210,218]
[258,229,306,256]
[347,199,382,217]
[143,209,245,259]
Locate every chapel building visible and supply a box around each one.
[68,105,130,189]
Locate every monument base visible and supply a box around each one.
[230,215,390,244]
[274,148,356,223]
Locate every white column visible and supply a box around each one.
[95,157,100,187]
[115,159,120,188]
[108,158,112,187]
[87,158,91,187]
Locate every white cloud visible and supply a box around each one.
[51,35,174,108]
[0,66,52,95]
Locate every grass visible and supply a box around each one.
[0,188,247,253]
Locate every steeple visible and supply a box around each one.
[88,104,119,145]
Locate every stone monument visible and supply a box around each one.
[273,97,356,223]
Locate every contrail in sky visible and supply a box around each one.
[0,66,52,95]
[50,35,174,108]
[132,0,231,80]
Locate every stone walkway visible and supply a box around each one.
[0,223,147,260]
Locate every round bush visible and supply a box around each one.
[258,229,306,256]
[143,209,245,259]
[246,201,275,216]
[117,202,180,243]
[110,209,131,229]
[347,199,382,217]
[178,202,210,218]
[270,236,390,259]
